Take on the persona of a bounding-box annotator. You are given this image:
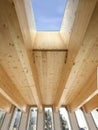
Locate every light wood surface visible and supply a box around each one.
[0,93,12,112]
[84,94,98,113]
[0,0,98,112]
[54,0,97,111]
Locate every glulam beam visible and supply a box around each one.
[13,0,42,111]
[13,0,36,49]
[60,0,79,44]
[69,69,98,112]
[0,65,26,111]
[54,0,97,111]
[0,93,12,112]
[83,94,98,113]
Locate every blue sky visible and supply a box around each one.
[31,0,67,31]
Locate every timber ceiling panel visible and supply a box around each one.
[33,51,67,105]
[0,0,98,112]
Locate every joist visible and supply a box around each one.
[54,0,97,111]
[0,93,12,112]
[13,0,43,111]
[0,65,26,111]
[62,2,98,112]
[83,94,98,113]
[60,0,79,44]
[0,0,36,106]
[13,0,36,49]
[69,69,98,112]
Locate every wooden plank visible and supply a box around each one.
[60,0,79,44]
[0,93,12,112]
[0,65,26,111]
[69,69,98,112]
[83,94,98,113]
[13,0,36,49]
[54,0,97,111]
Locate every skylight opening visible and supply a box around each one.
[31,0,67,31]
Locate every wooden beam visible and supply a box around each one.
[0,93,12,112]
[69,69,98,112]
[13,0,42,111]
[83,94,98,113]
[13,0,36,49]
[54,0,97,111]
[60,0,79,44]
[14,42,42,111]
[0,65,26,111]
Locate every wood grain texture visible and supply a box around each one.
[0,65,26,110]
[54,0,97,111]
[69,69,98,112]
[0,0,36,106]
[13,0,42,110]
[0,93,12,112]
[60,0,79,44]
[13,0,36,49]
[83,94,98,113]
[33,51,67,105]
[63,2,98,111]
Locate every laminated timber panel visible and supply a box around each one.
[83,94,98,113]
[54,0,97,111]
[63,2,98,112]
[0,0,36,105]
[0,93,12,112]
[33,51,67,105]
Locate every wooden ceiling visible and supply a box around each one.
[0,0,98,113]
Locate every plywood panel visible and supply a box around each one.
[33,51,66,105]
